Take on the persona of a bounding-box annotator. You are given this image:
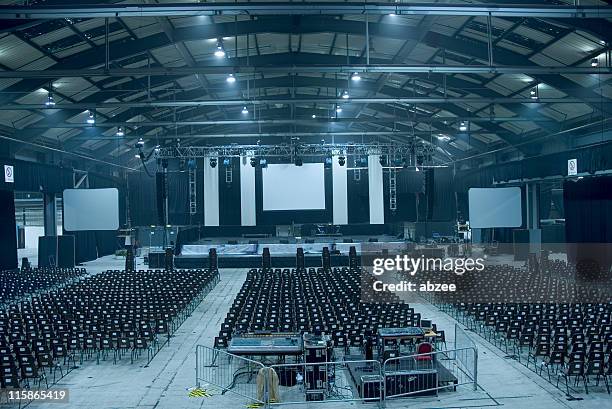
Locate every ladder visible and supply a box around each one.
[389,167,397,211]
[188,167,197,215]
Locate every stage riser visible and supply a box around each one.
[174,255,357,269]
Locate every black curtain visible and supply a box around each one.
[347,169,369,223]
[167,170,190,225]
[431,168,456,221]
[128,171,158,226]
[69,231,97,264]
[564,176,612,271]
[0,189,17,270]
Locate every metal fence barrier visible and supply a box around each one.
[382,347,478,399]
[195,345,266,404]
[454,323,479,385]
[195,345,477,407]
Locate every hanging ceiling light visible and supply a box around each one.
[154,145,161,153]
[137,137,145,147]
[86,110,95,124]
[335,104,343,113]
[459,121,467,132]
[530,85,539,100]
[116,127,124,137]
[311,114,316,119]
[338,156,346,166]
[591,58,599,67]
[45,92,55,107]
[226,73,236,83]
[342,90,350,99]
[209,158,217,168]
[351,72,361,81]
[214,40,226,57]
[241,106,249,114]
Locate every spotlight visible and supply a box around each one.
[45,93,55,107]
[342,90,350,99]
[226,73,236,83]
[137,137,145,147]
[259,158,267,168]
[154,145,161,153]
[311,114,316,119]
[116,127,124,137]
[294,157,303,167]
[338,156,346,166]
[351,72,361,81]
[357,156,368,167]
[591,58,599,67]
[459,121,467,132]
[188,159,197,169]
[209,158,217,168]
[222,158,231,167]
[214,40,226,57]
[179,159,186,171]
[86,110,95,124]
[530,86,538,99]
[241,106,249,114]
[379,155,387,166]
[335,104,343,113]
[250,157,257,167]
[134,154,141,159]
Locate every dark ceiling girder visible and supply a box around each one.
[1,2,611,19]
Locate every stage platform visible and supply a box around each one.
[174,240,410,269]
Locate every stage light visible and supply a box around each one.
[338,156,346,166]
[86,110,95,124]
[324,156,333,168]
[137,137,145,147]
[116,127,124,137]
[45,93,55,107]
[209,158,217,168]
[259,158,267,168]
[214,40,226,57]
[335,104,342,113]
[591,58,599,67]
[351,72,361,81]
[154,145,161,153]
[379,155,387,166]
[342,90,350,99]
[250,157,257,167]
[459,121,467,132]
[134,154,141,159]
[357,156,368,167]
[311,114,316,119]
[226,73,236,83]
[530,85,538,100]
[294,157,303,166]
[241,106,249,114]
[223,158,231,166]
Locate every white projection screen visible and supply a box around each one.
[468,187,522,228]
[64,188,119,231]
[262,163,326,210]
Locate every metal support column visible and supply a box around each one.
[43,193,57,236]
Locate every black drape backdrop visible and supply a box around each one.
[0,189,18,270]
[564,176,612,271]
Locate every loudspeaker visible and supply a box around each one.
[148,251,166,268]
[296,247,305,270]
[209,248,218,270]
[0,189,17,270]
[155,172,167,226]
[322,247,331,270]
[262,247,271,269]
[38,236,75,268]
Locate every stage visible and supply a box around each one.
[173,238,410,268]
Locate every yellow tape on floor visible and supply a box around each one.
[188,387,212,398]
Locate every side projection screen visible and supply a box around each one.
[468,187,522,228]
[262,163,326,211]
[63,188,119,231]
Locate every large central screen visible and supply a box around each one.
[262,163,326,210]
[468,187,522,228]
[64,188,119,231]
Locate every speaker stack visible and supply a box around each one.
[303,333,332,401]
[209,248,218,270]
[322,247,331,270]
[296,247,305,270]
[349,246,358,269]
[262,247,271,269]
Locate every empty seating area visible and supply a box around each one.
[433,262,612,395]
[216,267,434,349]
[1,269,219,394]
[0,268,86,307]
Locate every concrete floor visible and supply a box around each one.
[14,256,612,409]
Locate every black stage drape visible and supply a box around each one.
[0,189,18,270]
[564,176,612,272]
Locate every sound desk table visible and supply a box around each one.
[227,333,304,357]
